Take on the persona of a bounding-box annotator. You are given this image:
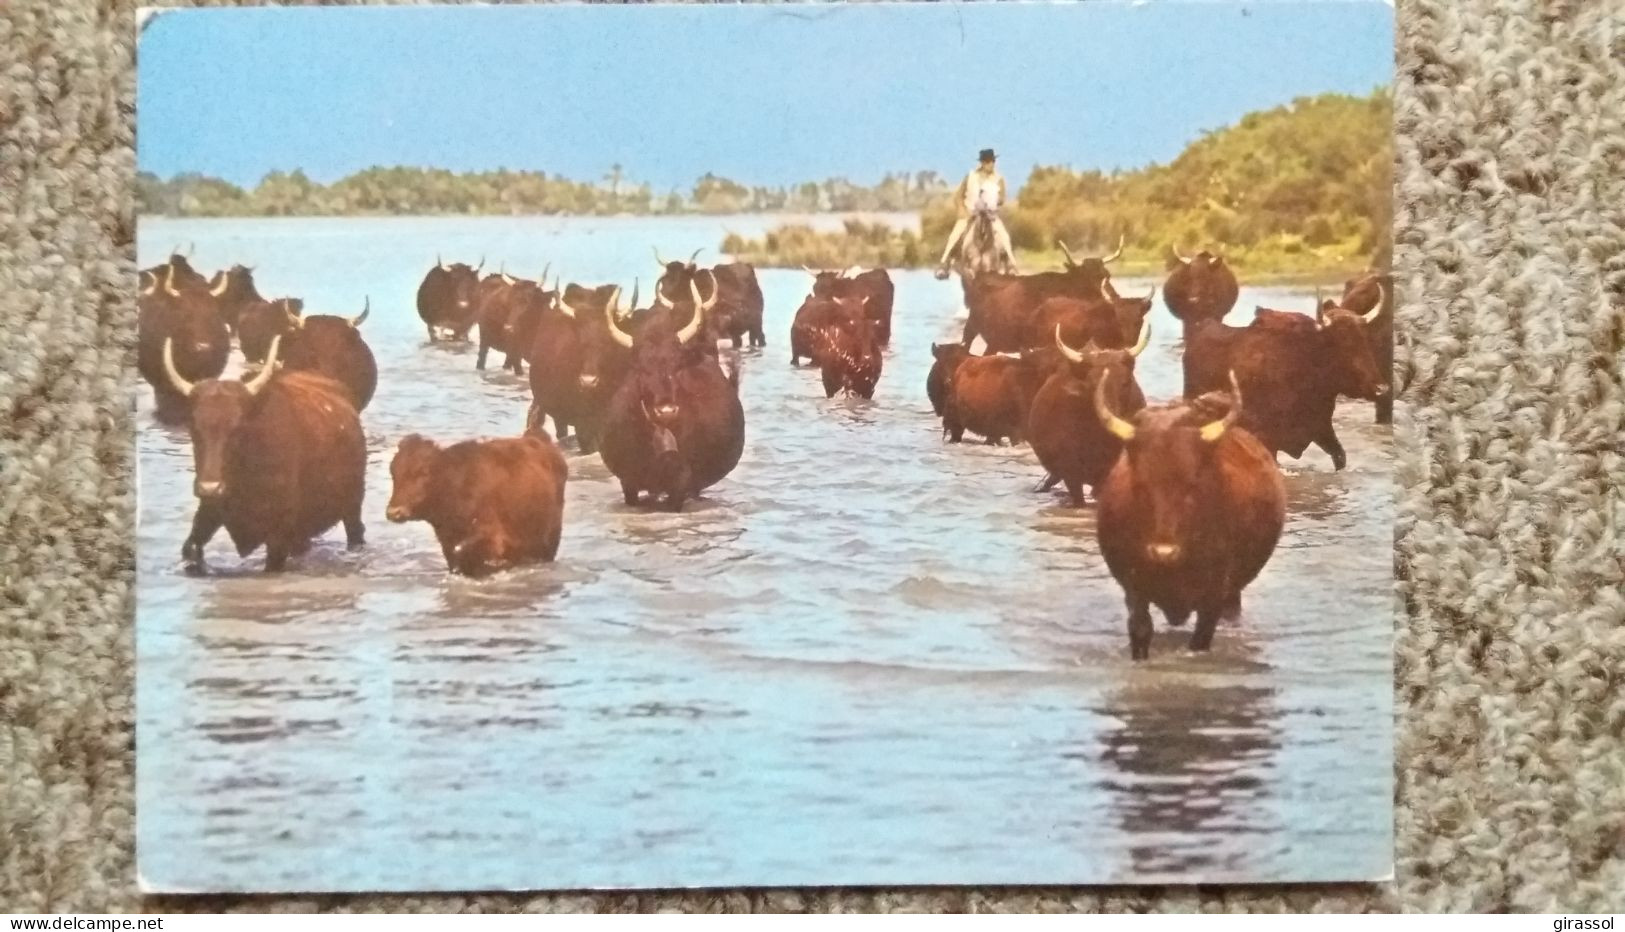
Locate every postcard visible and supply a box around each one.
[135,1,1395,892]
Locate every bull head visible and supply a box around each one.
[1055,319,1149,364]
[164,334,279,399]
[1315,282,1384,329]
[350,298,370,329]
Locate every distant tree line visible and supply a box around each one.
[727,91,1394,277]
[135,166,951,218]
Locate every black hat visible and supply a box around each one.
[979,148,997,162]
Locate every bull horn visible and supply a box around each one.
[286,307,304,329]
[349,297,370,328]
[436,252,445,270]
[539,262,551,286]
[802,265,818,279]
[605,289,634,348]
[688,248,703,265]
[161,338,197,397]
[1361,283,1386,325]
[245,336,281,396]
[1199,371,1244,443]
[209,272,231,297]
[163,263,180,297]
[140,270,157,296]
[558,291,578,319]
[185,241,195,257]
[1056,240,1077,265]
[1129,319,1151,357]
[677,280,706,344]
[1103,234,1125,264]
[168,243,181,259]
[501,271,515,286]
[652,247,668,268]
[1094,370,1136,442]
[1144,286,1156,303]
[476,256,486,272]
[1099,277,1112,302]
[1054,324,1086,364]
[1172,245,1191,265]
[698,269,720,312]
[1314,286,1325,319]
[654,280,674,310]
[842,265,863,278]
[627,278,639,316]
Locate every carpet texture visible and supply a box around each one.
[2,0,1622,914]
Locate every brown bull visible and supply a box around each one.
[960,237,1124,352]
[1094,373,1286,660]
[163,335,367,574]
[790,294,840,367]
[941,350,1050,445]
[141,247,208,294]
[238,297,303,365]
[1340,271,1395,424]
[205,264,264,334]
[279,301,379,411]
[416,256,483,341]
[808,266,896,344]
[597,294,746,511]
[525,283,639,453]
[814,295,883,399]
[137,264,230,424]
[1028,321,1151,506]
[386,429,568,577]
[926,342,972,418]
[1183,287,1386,470]
[653,249,765,348]
[1027,284,1154,351]
[1162,246,1240,330]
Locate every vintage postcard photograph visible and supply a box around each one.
[135,1,1395,893]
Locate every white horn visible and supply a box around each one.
[1094,370,1136,442]
[654,281,675,310]
[1054,324,1085,364]
[1172,244,1191,265]
[1361,283,1386,325]
[349,297,370,328]
[1129,319,1150,357]
[209,272,231,298]
[161,338,197,397]
[245,336,280,396]
[1103,234,1125,264]
[605,288,634,349]
[677,280,706,344]
[1056,240,1077,265]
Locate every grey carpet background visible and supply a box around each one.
[2,0,1622,913]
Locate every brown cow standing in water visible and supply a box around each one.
[416,256,483,341]
[163,335,367,574]
[1028,321,1151,506]
[1162,246,1240,331]
[808,266,897,344]
[386,428,568,577]
[237,298,304,365]
[137,264,231,424]
[813,295,883,399]
[941,350,1051,445]
[279,301,380,411]
[1026,284,1154,352]
[597,286,746,511]
[1094,373,1286,660]
[1182,287,1386,470]
[926,342,972,419]
[526,282,640,452]
[652,249,766,348]
[1339,271,1395,424]
[960,237,1124,352]
[205,264,265,335]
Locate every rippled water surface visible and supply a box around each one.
[137,215,1392,892]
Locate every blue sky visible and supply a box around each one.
[138,1,1392,192]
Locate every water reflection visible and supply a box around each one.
[1095,676,1280,878]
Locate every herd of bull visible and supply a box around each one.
[137,239,1392,660]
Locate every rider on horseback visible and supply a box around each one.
[936,148,1016,279]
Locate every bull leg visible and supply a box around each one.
[1375,394,1393,425]
[344,511,366,551]
[1221,591,1242,621]
[731,333,743,350]
[1315,426,1348,471]
[263,543,290,573]
[960,316,979,348]
[752,324,766,347]
[1126,593,1154,661]
[476,341,489,370]
[426,323,438,343]
[1064,477,1085,508]
[620,480,641,507]
[553,416,570,442]
[821,367,841,399]
[181,501,224,575]
[1189,607,1222,653]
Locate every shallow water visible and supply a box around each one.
[136,215,1392,892]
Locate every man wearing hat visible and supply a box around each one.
[937,148,1015,278]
